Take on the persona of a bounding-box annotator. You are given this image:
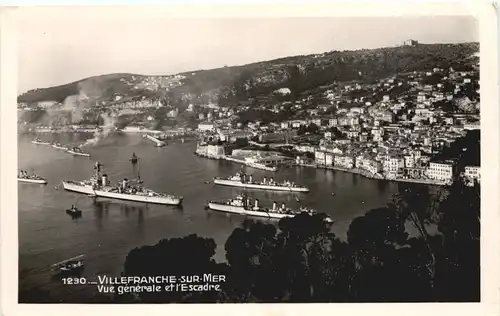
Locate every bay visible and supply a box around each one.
[18,132,398,302]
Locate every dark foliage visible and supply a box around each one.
[117,181,479,303]
[121,234,228,303]
[297,123,320,136]
[432,130,480,168]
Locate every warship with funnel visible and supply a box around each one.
[18,170,47,184]
[207,194,332,222]
[31,138,50,145]
[214,172,309,192]
[62,162,182,205]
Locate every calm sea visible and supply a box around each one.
[18,132,399,302]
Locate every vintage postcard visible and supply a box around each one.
[0,2,498,316]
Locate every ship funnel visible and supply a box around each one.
[102,174,108,186]
[273,202,277,210]
[247,198,251,207]
[281,203,286,210]
[263,177,267,184]
[249,175,253,182]
[270,177,274,183]
[254,199,259,208]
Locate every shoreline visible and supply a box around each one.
[296,163,449,186]
[195,152,449,186]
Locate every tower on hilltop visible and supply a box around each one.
[402,39,419,46]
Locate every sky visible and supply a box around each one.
[17,9,478,93]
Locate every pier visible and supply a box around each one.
[144,134,166,147]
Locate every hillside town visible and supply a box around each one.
[195,62,480,187]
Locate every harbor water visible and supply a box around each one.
[18,132,399,302]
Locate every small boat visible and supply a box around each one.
[51,255,85,274]
[331,192,336,196]
[66,205,82,216]
[31,138,50,145]
[67,147,91,157]
[130,153,139,164]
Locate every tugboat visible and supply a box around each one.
[207,194,333,222]
[51,255,85,274]
[214,172,309,192]
[130,153,139,164]
[18,170,48,184]
[66,205,82,216]
[62,162,183,206]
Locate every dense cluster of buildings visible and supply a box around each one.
[195,63,480,186]
[128,75,185,91]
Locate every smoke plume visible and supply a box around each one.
[81,113,117,147]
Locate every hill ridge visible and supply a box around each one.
[18,42,479,104]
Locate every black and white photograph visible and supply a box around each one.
[0,3,498,314]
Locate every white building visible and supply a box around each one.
[328,118,338,127]
[415,108,433,119]
[334,155,354,169]
[444,117,454,125]
[206,144,225,157]
[464,166,480,183]
[294,144,316,153]
[167,108,179,118]
[356,156,381,174]
[346,131,360,139]
[198,122,215,132]
[427,161,456,182]
[372,128,384,142]
[196,144,225,157]
[315,151,334,166]
[37,101,58,109]
[464,122,480,130]
[417,93,426,102]
[404,155,415,168]
[383,156,404,175]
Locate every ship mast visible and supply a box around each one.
[133,157,143,184]
[94,161,102,179]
